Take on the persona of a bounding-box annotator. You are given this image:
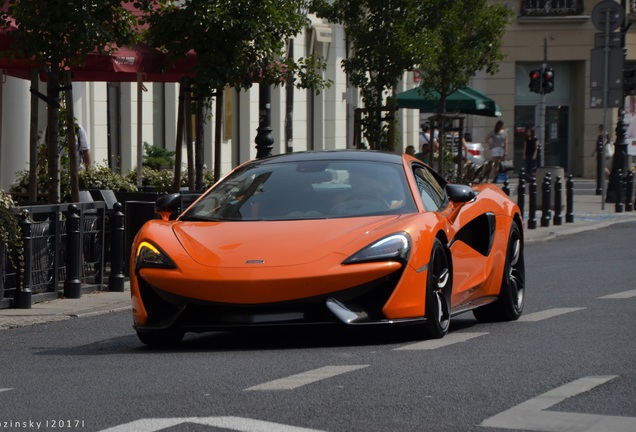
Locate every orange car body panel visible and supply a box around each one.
[130,153,521,329]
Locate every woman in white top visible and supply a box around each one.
[485,120,508,182]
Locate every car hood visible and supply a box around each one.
[172,216,402,268]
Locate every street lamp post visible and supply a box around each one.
[255,83,273,159]
[606,0,631,209]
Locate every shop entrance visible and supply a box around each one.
[514,104,570,173]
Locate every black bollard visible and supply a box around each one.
[540,174,551,227]
[615,169,624,213]
[517,175,526,219]
[566,174,574,223]
[528,177,537,230]
[625,171,634,212]
[14,211,33,309]
[553,176,563,226]
[503,179,510,196]
[64,204,82,299]
[108,202,125,292]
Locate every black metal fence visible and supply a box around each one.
[0,201,110,309]
[1,190,202,309]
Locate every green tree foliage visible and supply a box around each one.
[312,0,511,157]
[1,0,141,203]
[141,0,330,100]
[138,0,331,189]
[415,0,512,174]
[312,0,429,150]
[415,0,511,109]
[143,142,175,170]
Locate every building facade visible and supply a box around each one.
[1,1,633,191]
[471,0,636,178]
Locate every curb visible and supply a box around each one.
[524,214,636,243]
[71,305,132,318]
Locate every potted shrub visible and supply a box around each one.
[143,142,175,170]
[79,163,138,195]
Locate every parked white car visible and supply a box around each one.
[465,142,485,168]
[446,133,485,168]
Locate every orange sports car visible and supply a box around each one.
[130,150,525,347]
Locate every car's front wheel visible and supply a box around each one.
[423,238,451,339]
[474,222,525,322]
[136,329,185,348]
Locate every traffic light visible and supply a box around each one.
[624,68,636,95]
[529,69,541,94]
[542,68,555,94]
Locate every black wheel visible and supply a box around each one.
[474,222,525,322]
[423,238,451,339]
[136,329,185,348]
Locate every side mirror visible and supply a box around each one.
[445,184,477,203]
[154,193,181,220]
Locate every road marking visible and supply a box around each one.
[516,307,585,322]
[245,365,368,391]
[394,332,488,350]
[598,289,636,299]
[100,416,325,432]
[0,388,13,393]
[480,375,636,432]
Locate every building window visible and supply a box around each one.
[520,0,584,16]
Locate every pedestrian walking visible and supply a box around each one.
[485,120,508,182]
[590,124,612,176]
[523,126,538,181]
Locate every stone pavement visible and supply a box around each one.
[1,177,635,331]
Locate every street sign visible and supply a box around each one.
[594,32,623,48]
[591,0,625,32]
[590,47,624,90]
[590,87,623,108]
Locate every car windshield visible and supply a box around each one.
[180,159,418,221]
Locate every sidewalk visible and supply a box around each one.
[1,177,635,331]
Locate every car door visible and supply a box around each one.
[411,165,493,307]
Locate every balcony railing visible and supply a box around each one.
[520,0,584,17]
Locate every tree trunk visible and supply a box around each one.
[28,69,39,203]
[214,90,223,183]
[46,67,61,204]
[195,93,204,190]
[171,80,186,193]
[184,80,194,190]
[64,71,80,203]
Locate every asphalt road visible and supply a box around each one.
[1,222,635,432]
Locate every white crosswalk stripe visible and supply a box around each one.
[245,365,368,391]
[481,375,636,431]
[516,307,585,322]
[598,289,636,299]
[394,332,489,350]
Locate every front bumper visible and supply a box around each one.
[132,268,421,332]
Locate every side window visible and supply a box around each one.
[413,167,446,211]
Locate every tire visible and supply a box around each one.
[423,238,452,339]
[473,222,525,322]
[136,329,185,348]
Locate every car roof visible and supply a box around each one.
[250,150,405,166]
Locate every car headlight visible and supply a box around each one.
[135,241,176,270]
[343,232,411,264]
